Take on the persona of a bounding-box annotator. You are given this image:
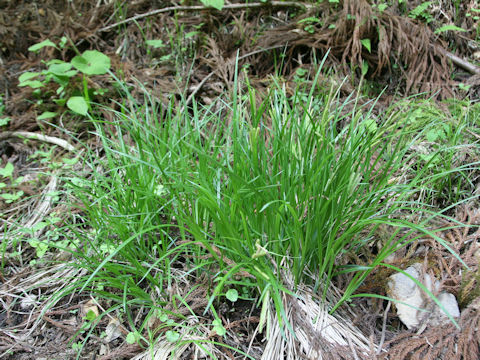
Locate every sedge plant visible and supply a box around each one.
[59,67,474,354]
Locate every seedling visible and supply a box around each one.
[125,330,144,345]
[0,163,24,204]
[18,38,111,117]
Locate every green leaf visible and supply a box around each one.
[53,98,66,106]
[362,118,377,133]
[212,319,226,336]
[67,96,89,115]
[85,309,97,321]
[46,59,65,66]
[38,112,57,120]
[378,3,388,12]
[31,221,48,232]
[434,25,466,34]
[298,17,322,25]
[0,162,14,178]
[71,50,111,75]
[295,68,308,77]
[18,80,44,89]
[12,176,23,186]
[47,62,77,77]
[154,184,167,197]
[409,2,432,19]
[62,157,79,165]
[59,36,68,48]
[165,330,180,342]
[226,289,239,302]
[145,39,165,48]
[360,38,371,53]
[425,129,437,142]
[19,72,40,83]
[0,117,10,127]
[185,31,199,39]
[28,39,58,52]
[200,0,224,10]
[125,332,137,344]
[361,61,369,76]
[258,288,270,334]
[425,128,447,142]
[18,72,44,89]
[0,190,24,203]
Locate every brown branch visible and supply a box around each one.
[43,315,78,334]
[0,131,76,151]
[434,45,480,75]
[98,2,311,33]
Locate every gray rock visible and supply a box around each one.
[387,263,460,330]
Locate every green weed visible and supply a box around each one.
[18,39,111,118]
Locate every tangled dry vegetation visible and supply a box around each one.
[1,1,480,359]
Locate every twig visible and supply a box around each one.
[43,315,78,333]
[183,72,215,109]
[347,333,360,360]
[237,44,288,62]
[466,128,480,140]
[0,131,75,151]
[434,45,480,75]
[376,300,391,355]
[98,2,310,33]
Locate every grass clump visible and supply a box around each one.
[61,72,474,352]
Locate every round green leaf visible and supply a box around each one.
[67,96,89,116]
[85,309,97,321]
[226,289,238,302]
[48,62,76,77]
[166,330,180,342]
[426,129,440,142]
[71,50,111,75]
[125,332,136,344]
[212,319,226,336]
